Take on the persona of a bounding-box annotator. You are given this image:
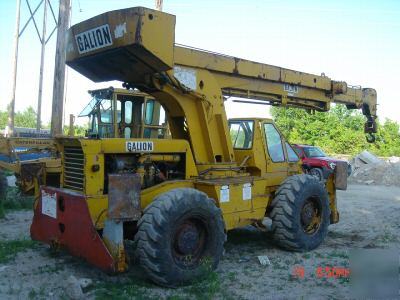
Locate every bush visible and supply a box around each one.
[2,187,34,211]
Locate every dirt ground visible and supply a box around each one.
[0,184,399,299]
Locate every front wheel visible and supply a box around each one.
[270,174,330,251]
[309,167,324,182]
[134,188,226,287]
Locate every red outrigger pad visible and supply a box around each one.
[30,186,116,272]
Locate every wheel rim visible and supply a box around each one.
[310,169,322,181]
[172,217,208,268]
[300,197,322,234]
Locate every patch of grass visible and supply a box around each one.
[95,277,155,300]
[226,271,237,282]
[167,296,186,300]
[2,170,14,176]
[95,258,223,300]
[0,202,5,219]
[185,270,221,300]
[183,257,222,299]
[2,187,34,211]
[28,288,37,299]
[0,239,38,263]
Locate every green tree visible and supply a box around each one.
[63,124,88,137]
[271,104,400,156]
[0,111,7,130]
[14,107,37,128]
[0,106,37,129]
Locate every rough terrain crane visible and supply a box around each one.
[30,7,377,286]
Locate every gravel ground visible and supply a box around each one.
[0,184,399,299]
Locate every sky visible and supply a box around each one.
[0,0,399,126]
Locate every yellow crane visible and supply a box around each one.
[31,7,377,286]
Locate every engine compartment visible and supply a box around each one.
[103,153,186,193]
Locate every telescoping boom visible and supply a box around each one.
[66,7,377,146]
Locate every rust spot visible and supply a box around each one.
[108,173,142,221]
[134,16,143,44]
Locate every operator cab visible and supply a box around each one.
[79,87,169,139]
[228,118,300,178]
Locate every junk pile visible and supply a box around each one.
[349,151,400,186]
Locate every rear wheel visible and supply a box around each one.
[270,174,330,251]
[134,188,226,287]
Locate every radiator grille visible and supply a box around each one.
[63,146,84,191]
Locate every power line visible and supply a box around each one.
[7,0,59,137]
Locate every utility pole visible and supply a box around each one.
[36,0,48,133]
[155,0,163,11]
[51,0,71,136]
[7,0,21,137]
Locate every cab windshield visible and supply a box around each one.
[79,96,115,138]
[79,91,168,139]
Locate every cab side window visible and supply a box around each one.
[229,121,254,149]
[286,142,299,162]
[264,123,285,162]
[143,99,167,138]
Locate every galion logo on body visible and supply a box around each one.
[75,24,113,54]
[126,141,154,152]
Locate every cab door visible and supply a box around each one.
[262,122,288,185]
[284,141,301,176]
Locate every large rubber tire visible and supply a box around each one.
[134,188,226,287]
[270,174,330,251]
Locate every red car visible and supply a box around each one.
[292,144,351,181]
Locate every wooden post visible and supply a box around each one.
[7,0,21,137]
[68,114,74,136]
[36,0,47,134]
[51,0,71,136]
